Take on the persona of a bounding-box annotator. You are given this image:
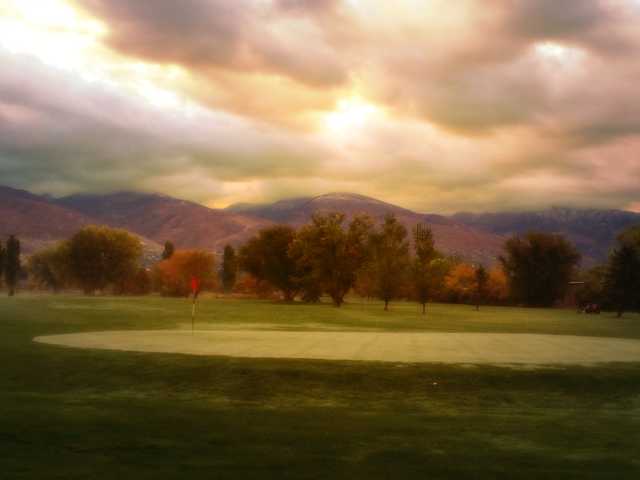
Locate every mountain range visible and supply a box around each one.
[453,209,640,265]
[1,185,639,266]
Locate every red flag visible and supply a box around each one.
[191,276,200,295]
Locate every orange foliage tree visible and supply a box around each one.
[117,268,153,295]
[444,263,509,305]
[486,266,509,303]
[444,263,477,303]
[154,250,216,297]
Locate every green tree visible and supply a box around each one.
[428,257,454,302]
[161,241,175,260]
[575,265,607,309]
[5,235,21,296]
[411,223,437,314]
[239,226,299,301]
[290,213,372,307]
[475,264,488,311]
[68,226,142,294]
[370,214,410,311]
[605,228,640,317]
[28,243,72,292]
[500,232,580,307]
[221,245,238,293]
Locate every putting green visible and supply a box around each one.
[34,330,640,366]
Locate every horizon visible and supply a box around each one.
[3,183,640,216]
[1,1,640,213]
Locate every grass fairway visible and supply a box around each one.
[2,295,640,479]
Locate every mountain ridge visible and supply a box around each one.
[0,185,163,260]
[54,191,273,253]
[452,207,640,262]
[2,185,639,265]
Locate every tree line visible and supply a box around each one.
[24,226,216,297]
[575,226,640,317]
[3,215,639,315]
[233,213,584,312]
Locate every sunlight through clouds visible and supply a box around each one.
[322,97,381,134]
[0,0,200,116]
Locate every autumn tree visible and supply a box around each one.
[68,226,142,294]
[221,245,238,293]
[239,226,299,301]
[154,250,216,297]
[290,213,372,306]
[444,263,477,304]
[233,272,276,298]
[353,261,377,300]
[5,235,21,296]
[605,228,640,317]
[161,241,175,260]
[118,268,153,295]
[411,223,437,314]
[445,263,506,306]
[369,214,410,310]
[500,232,580,307]
[486,267,508,304]
[430,257,456,302]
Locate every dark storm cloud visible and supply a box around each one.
[505,0,637,55]
[0,51,325,198]
[508,0,606,38]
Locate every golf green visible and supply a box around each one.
[35,329,640,366]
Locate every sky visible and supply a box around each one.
[1,0,639,213]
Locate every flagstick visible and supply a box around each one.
[191,295,196,334]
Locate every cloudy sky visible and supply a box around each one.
[1,0,639,212]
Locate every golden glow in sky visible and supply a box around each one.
[0,0,199,115]
[0,0,105,63]
[323,97,381,133]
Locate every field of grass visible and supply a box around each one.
[2,294,640,478]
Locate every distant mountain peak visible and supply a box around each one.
[311,192,381,202]
[307,192,417,216]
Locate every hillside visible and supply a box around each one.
[56,192,273,252]
[0,186,161,262]
[0,186,94,253]
[452,207,640,264]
